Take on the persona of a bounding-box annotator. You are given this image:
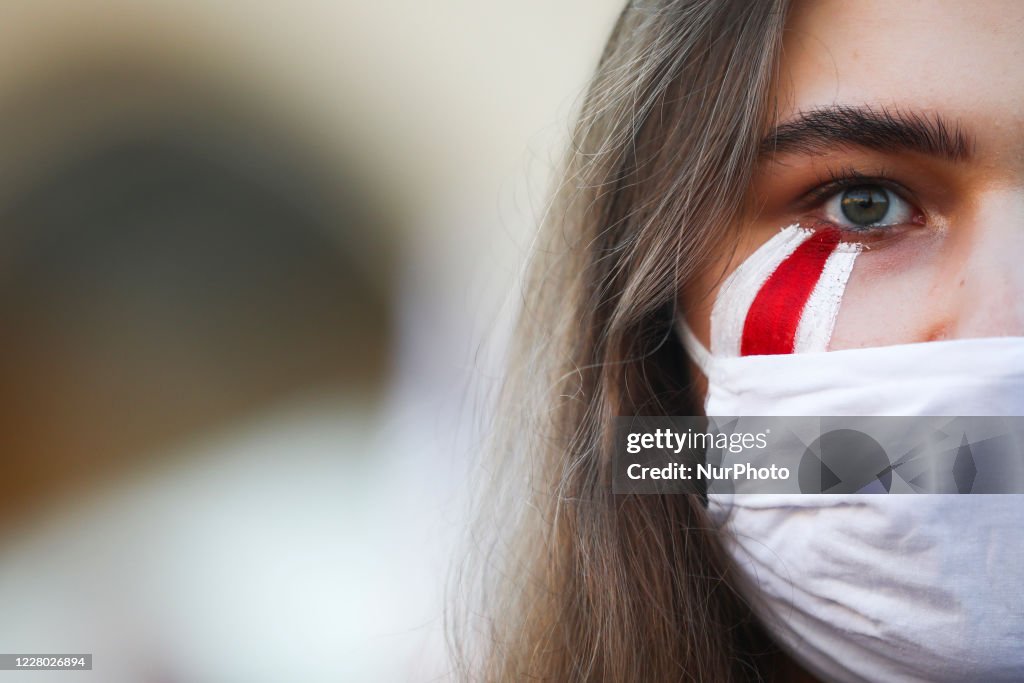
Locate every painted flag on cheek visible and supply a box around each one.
[709,224,862,357]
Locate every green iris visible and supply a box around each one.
[840,185,890,226]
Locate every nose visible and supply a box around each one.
[950,188,1024,339]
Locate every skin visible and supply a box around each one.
[682,2,1023,679]
[686,0,1024,365]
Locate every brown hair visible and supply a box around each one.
[452,1,791,680]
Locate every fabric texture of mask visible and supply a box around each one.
[676,321,1024,683]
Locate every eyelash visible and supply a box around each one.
[798,165,907,207]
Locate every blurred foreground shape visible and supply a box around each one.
[0,58,398,528]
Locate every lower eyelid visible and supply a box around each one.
[809,218,921,248]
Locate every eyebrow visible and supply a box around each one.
[760,105,974,162]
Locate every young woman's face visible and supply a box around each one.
[686,0,1024,358]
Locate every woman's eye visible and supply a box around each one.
[821,184,916,230]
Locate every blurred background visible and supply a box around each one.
[0,1,621,681]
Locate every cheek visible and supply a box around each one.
[831,209,1024,348]
[829,230,954,349]
[695,214,1024,355]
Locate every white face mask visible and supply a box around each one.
[676,321,1024,683]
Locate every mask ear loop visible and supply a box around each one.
[675,317,714,379]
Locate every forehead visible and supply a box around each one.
[778,0,1024,130]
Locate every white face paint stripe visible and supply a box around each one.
[710,224,809,357]
[792,242,862,354]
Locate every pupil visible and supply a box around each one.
[840,186,889,225]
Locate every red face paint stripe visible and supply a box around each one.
[740,228,842,356]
